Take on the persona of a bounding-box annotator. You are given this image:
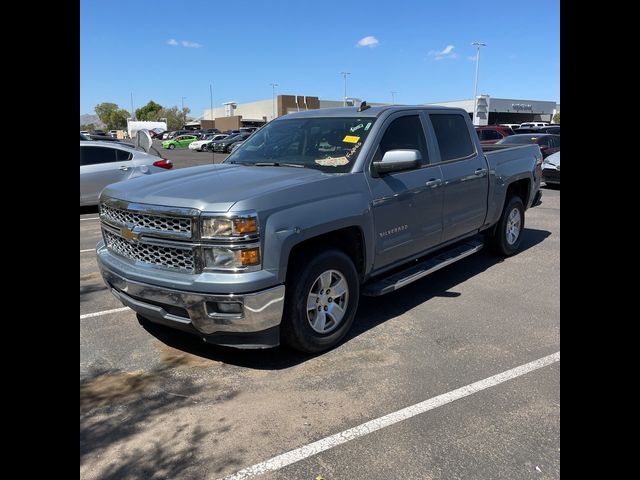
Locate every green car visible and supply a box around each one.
[162,135,198,149]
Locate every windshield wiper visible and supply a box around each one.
[254,162,305,168]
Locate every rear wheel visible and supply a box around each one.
[282,249,359,353]
[489,196,525,256]
[168,144,175,150]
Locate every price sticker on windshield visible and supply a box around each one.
[343,135,360,143]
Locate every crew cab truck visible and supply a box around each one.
[96,106,542,353]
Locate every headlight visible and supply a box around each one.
[203,246,260,270]
[201,215,258,238]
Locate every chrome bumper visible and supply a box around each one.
[100,265,285,335]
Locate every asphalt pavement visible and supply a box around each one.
[80,185,560,480]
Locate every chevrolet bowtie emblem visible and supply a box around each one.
[120,226,139,242]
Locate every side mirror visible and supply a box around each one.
[372,149,421,175]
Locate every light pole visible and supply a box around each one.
[269,83,278,120]
[391,91,398,104]
[340,72,351,107]
[181,96,187,127]
[471,41,486,125]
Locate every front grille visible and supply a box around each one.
[103,229,195,272]
[100,204,192,236]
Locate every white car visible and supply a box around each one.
[188,133,229,151]
[80,140,173,206]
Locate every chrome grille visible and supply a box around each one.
[100,204,191,235]
[103,229,195,272]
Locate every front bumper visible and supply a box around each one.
[99,264,285,348]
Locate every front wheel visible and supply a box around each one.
[488,196,525,256]
[168,144,175,150]
[282,249,359,353]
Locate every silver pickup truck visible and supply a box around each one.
[97,105,542,353]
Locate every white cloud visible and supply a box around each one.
[167,38,202,48]
[356,36,379,48]
[429,44,457,60]
[181,40,202,48]
[467,56,477,61]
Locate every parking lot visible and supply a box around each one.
[80,166,560,479]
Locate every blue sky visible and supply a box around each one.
[80,0,560,117]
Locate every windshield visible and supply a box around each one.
[225,116,377,173]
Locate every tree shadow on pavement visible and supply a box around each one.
[80,357,244,478]
[138,228,551,370]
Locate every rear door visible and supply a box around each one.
[427,112,489,243]
[80,145,135,205]
[366,113,444,270]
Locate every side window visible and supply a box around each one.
[552,137,560,148]
[430,114,476,161]
[479,130,502,141]
[115,149,133,161]
[80,146,117,166]
[378,115,429,165]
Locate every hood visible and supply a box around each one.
[101,163,329,212]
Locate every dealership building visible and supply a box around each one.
[198,94,559,130]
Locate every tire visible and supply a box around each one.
[489,195,525,256]
[168,144,175,150]
[281,249,359,353]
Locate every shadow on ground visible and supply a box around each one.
[139,228,551,370]
[80,355,245,478]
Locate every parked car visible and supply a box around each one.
[519,122,549,128]
[80,132,91,141]
[93,129,106,136]
[109,130,118,138]
[188,134,218,151]
[475,125,514,144]
[515,126,560,135]
[499,123,521,130]
[162,135,199,149]
[229,141,244,153]
[202,134,230,152]
[80,139,173,206]
[149,128,166,139]
[495,133,560,158]
[541,151,560,186]
[96,105,542,353]
[80,130,90,135]
[211,132,252,152]
[203,128,221,135]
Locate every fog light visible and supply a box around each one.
[206,301,243,315]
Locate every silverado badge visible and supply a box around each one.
[120,226,139,242]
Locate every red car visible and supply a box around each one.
[475,125,514,144]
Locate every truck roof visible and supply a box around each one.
[280,105,465,119]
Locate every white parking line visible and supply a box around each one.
[80,217,99,221]
[80,307,129,319]
[80,249,94,253]
[220,352,560,480]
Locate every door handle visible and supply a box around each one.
[119,166,129,171]
[474,168,487,176]
[425,178,442,188]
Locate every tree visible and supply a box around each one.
[157,106,191,130]
[80,123,96,133]
[135,100,163,121]
[94,102,130,130]
[552,112,560,124]
[95,103,119,126]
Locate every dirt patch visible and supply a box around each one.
[156,342,215,369]
[80,371,159,411]
[80,272,102,283]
